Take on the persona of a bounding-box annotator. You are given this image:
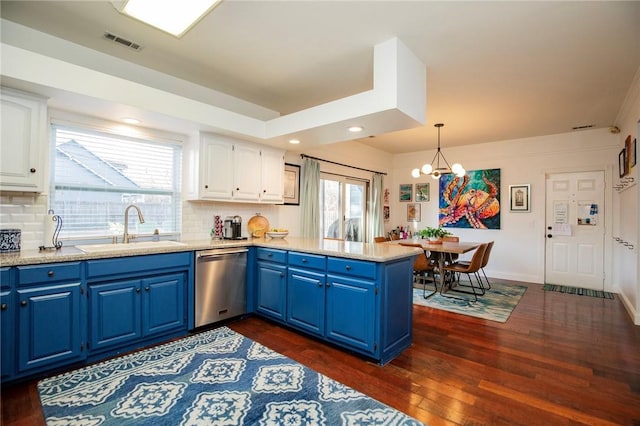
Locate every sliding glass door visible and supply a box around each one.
[320,174,368,242]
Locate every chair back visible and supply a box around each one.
[442,235,459,242]
[481,241,494,268]
[374,236,388,243]
[466,243,487,273]
[399,242,430,272]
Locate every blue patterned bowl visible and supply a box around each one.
[0,229,21,252]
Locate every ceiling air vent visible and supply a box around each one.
[103,32,144,51]
[571,124,594,131]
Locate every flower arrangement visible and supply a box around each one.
[419,226,451,240]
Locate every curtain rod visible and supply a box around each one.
[300,154,387,175]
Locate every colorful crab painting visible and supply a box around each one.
[438,168,501,229]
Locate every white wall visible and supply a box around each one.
[611,66,640,324]
[392,129,619,286]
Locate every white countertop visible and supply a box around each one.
[0,237,420,267]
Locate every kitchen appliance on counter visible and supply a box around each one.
[195,247,247,327]
[223,215,245,240]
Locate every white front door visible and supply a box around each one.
[545,171,605,290]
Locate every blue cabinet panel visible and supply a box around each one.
[87,252,191,279]
[17,283,84,373]
[256,247,287,264]
[89,280,142,351]
[143,273,186,336]
[1,291,14,379]
[256,261,287,321]
[1,267,12,290]
[288,251,326,270]
[287,268,325,336]
[326,274,376,354]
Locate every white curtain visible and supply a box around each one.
[300,158,320,238]
[369,173,384,242]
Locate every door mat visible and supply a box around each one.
[543,284,615,299]
[412,281,526,323]
[38,326,424,425]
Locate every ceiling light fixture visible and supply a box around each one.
[348,126,364,133]
[411,123,465,180]
[111,0,222,37]
[289,139,300,145]
[121,117,140,124]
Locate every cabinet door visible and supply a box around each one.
[256,261,287,321]
[200,136,233,199]
[17,283,84,373]
[326,274,376,354]
[89,280,142,351]
[260,147,285,203]
[1,291,15,379]
[233,143,261,201]
[0,89,46,192]
[287,268,325,336]
[142,273,186,336]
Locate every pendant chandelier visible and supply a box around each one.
[411,123,465,179]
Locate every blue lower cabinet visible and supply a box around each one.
[287,268,325,336]
[325,274,376,354]
[17,283,85,374]
[89,273,187,353]
[143,273,186,336]
[1,290,15,379]
[89,279,142,351]
[256,261,287,321]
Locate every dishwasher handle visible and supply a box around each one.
[197,248,248,260]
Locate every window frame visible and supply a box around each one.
[319,172,369,242]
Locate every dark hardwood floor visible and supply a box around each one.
[2,280,640,425]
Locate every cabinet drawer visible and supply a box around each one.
[289,252,326,270]
[256,248,287,264]
[16,262,81,286]
[87,252,191,279]
[327,257,376,280]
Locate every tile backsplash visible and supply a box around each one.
[0,192,50,251]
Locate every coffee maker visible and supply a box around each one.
[224,215,244,239]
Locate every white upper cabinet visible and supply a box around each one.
[193,133,284,203]
[1,88,47,192]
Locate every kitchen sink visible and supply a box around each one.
[76,240,187,253]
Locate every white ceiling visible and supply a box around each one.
[2,1,639,153]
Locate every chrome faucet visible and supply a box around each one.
[123,204,145,244]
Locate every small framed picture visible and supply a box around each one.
[415,183,430,202]
[284,163,300,205]
[407,203,421,222]
[619,148,628,178]
[399,184,412,202]
[509,184,530,212]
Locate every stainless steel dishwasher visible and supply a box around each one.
[195,247,248,327]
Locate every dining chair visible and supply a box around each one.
[442,235,459,264]
[399,242,436,298]
[457,240,493,289]
[441,243,487,302]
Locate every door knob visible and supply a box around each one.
[547,226,552,230]
[547,234,552,238]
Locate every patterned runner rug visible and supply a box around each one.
[38,327,423,426]
[543,284,615,299]
[412,281,526,323]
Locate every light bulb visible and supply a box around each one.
[451,163,463,174]
[421,164,433,175]
[455,167,466,177]
[411,168,421,178]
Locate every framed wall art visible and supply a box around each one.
[399,184,412,202]
[619,148,628,178]
[407,203,421,222]
[509,184,530,212]
[415,183,430,202]
[283,163,300,205]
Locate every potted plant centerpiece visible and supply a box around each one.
[419,226,451,244]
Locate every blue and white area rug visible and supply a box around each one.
[413,281,526,323]
[38,327,423,425]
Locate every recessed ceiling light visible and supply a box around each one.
[289,139,300,145]
[348,126,364,133]
[112,0,222,37]
[121,117,140,125]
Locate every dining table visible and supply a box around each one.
[394,239,482,292]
